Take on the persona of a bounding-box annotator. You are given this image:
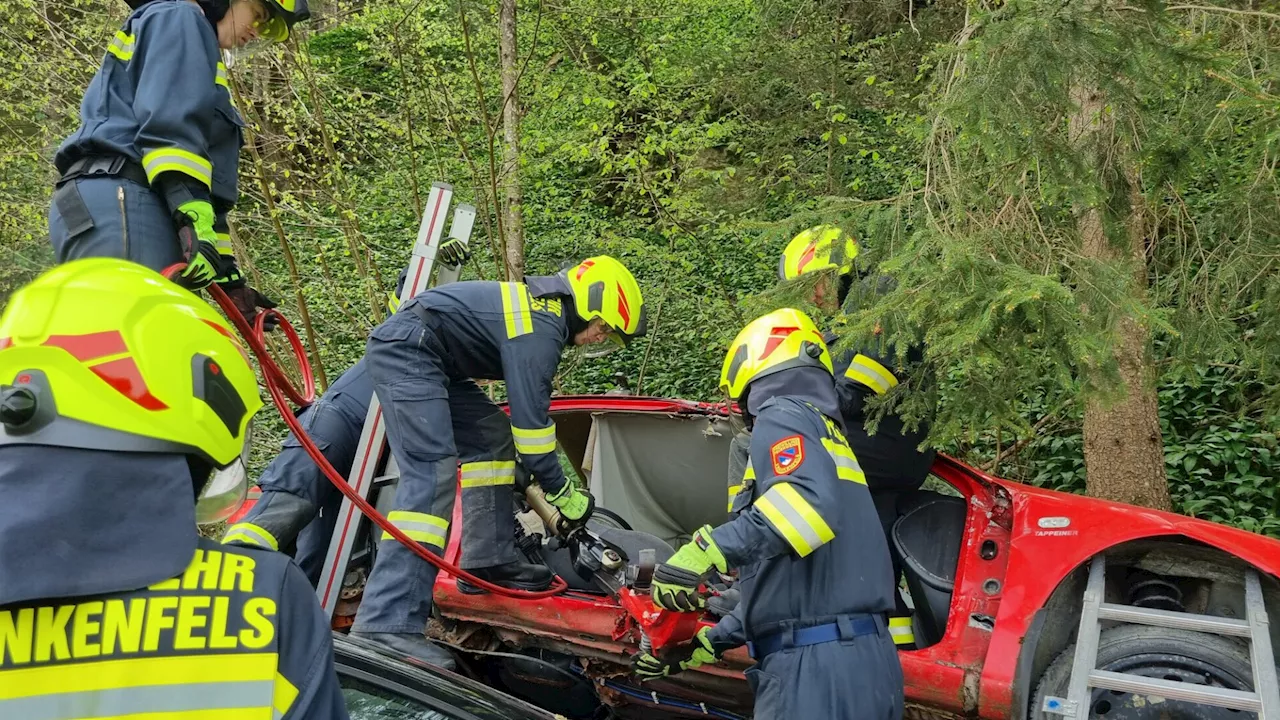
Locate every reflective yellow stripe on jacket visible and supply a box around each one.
[754,482,834,557]
[0,652,297,720]
[818,414,866,485]
[512,423,556,455]
[222,522,280,552]
[821,436,866,485]
[500,282,533,338]
[216,61,229,89]
[383,510,449,550]
[142,147,213,187]
[728,462,755,511]
[107,31,135,61]
[460,460,516,488]
[844,354,899,395]
[888,616,916,646]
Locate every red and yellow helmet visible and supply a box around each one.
[777,224,859,282]
[0,258,262,468]
[719,308,833,401]
[564,255,648,348]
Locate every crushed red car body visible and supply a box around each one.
[238,394,1280,719]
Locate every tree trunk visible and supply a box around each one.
[1070,83,1171,511]
[499,0,525,280]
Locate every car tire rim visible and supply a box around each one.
[1085,651,1253,719]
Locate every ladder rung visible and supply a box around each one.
[1097,603,1251,637]
[373,474,400,486]
[1089,670,1261,712]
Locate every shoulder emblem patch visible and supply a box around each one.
[771,435,804,475]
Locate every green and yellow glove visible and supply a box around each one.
[546,482,595,527]
[173,200,223,290]
[632,627,720,680]
[438,237,471,266]
[651,525,727,612]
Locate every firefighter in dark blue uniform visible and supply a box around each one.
[220,264,467,589]
[635,307,904,719]
[224,355,375,585]
[350,256,647,666]
[48,0,307,325]
[0,259,348,719]
[778,224,935,648]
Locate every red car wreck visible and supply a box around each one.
[241,394,1280,720]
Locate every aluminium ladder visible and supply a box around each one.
[1042,555,1280,718]
[315,181,475,619]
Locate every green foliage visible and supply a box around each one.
[2,0,1278,537]
[974,360,1280,537]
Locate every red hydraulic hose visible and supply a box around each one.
[165,265,568,599]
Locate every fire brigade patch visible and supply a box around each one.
[771,435,804,475]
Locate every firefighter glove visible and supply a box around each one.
[632,627,719,680]
[173,201,222,290]
[652,526,727,612]
[225,285,280,332]
[214,258,279,331]
[438,237,470,266]
[547,482,594,526]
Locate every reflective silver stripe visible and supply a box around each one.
[107,32,135,61]
[727,483,743,512]
[822,438,866,484]
[216,61,229,88]
[141,149,213,187]
[222,522,279,551]
[0,680,274,720]
[754,483,834,557]
[512,424,557,455]
[844,354,899,395]
[501,282,533,338]
[830,448,864,478]
[460,460,516,488]
[383,510,449,548]
[888,617,915,644]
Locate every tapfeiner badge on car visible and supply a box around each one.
[771,435,804,475]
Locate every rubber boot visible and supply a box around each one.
[456,561,554,595]
[350,631,458,671]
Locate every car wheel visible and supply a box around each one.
[1031,624,1262,719]
[588,507,633,532]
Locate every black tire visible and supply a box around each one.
[1031,624,1261,719]
[587,507,633,532]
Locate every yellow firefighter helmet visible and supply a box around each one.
[777,224,859,282]
[719,308,833,401]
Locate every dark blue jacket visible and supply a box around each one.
[402,276,572,493]
[0,537,349,719]
[707,395,894,648]
[54,0,244,218]
[827,273,936,492]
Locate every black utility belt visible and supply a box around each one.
[58,155,149,188]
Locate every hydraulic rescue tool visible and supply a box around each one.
[523,483,712,653]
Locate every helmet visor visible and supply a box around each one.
[196,422,253,525]
[255,14,289,42]
[581,325,626,359]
